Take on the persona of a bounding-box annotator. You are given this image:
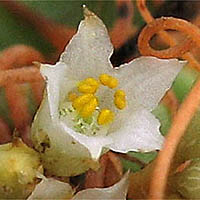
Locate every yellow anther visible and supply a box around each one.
[114,89,126,98]
[99,74,118,89]
[97,109,114,125]
[114,96,126,110]
[114,90,126,110]
[107,77,118,89]
[78,77,99,94]
[99,74,110,86]
[84,78,99,87]
[80,97,98,118]
[72,94,94,111]
[68,92,78,102]
[78,84,96,94]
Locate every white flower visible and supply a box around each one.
[28,172,129,200]
[31,7,185,176]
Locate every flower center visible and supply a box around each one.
[59,74,126,136]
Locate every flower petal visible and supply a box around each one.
[107,106,164,152]
[73,171,129,200]
[60,6,114,80]
[27,178,73,199]
[60,122,112,160]
[31,92,93,176]
[117,57,185,111]
[40,62,67,120]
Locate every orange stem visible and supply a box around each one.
[161,90,179,119]
[0,45,44,129]
[149,78,200,199]
[5,84,32,129]
[0,45,45,105]
[110,0,135,48]
[0,67,43,87]
[0,45,44,70]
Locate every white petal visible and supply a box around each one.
[31,91,92,176]
[117,57,185,111]
[60,122,112,160]
[73,171,129,200]
[40,62,67,120]
[27,178,73,199]
[107,106,164,152]
[60,7,114,80]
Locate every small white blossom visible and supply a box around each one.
[28,172,129,200]
[31,7,185,176]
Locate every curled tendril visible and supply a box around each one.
[138,17,200,59]
[137,0,186,47]
[137,0,200,71]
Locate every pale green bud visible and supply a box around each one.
[0,139,42,199]
[172,158,200,199]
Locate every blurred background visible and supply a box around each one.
[0,0,200,65]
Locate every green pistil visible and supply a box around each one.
[59,103,74,117]
[59,102,102,136]
[73,114,101,136]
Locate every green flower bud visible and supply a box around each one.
[172,158,200,199]
[0,139,42,199]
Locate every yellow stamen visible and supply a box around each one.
[99,74,110,86]
[99,74,118,89]
[97,109,114,125]
[78,84,96,94]
[80,97,98,118]
[107,77,118,89]
[114,97,126,110]
[78,77,99,94]
[84,78,99,87]
[72,94,94,111]
[114,89,126,98]
[114,89,126,110]
[68,92,78,102]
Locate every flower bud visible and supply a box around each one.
[172,159,200,199]
[0,139,42,199]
